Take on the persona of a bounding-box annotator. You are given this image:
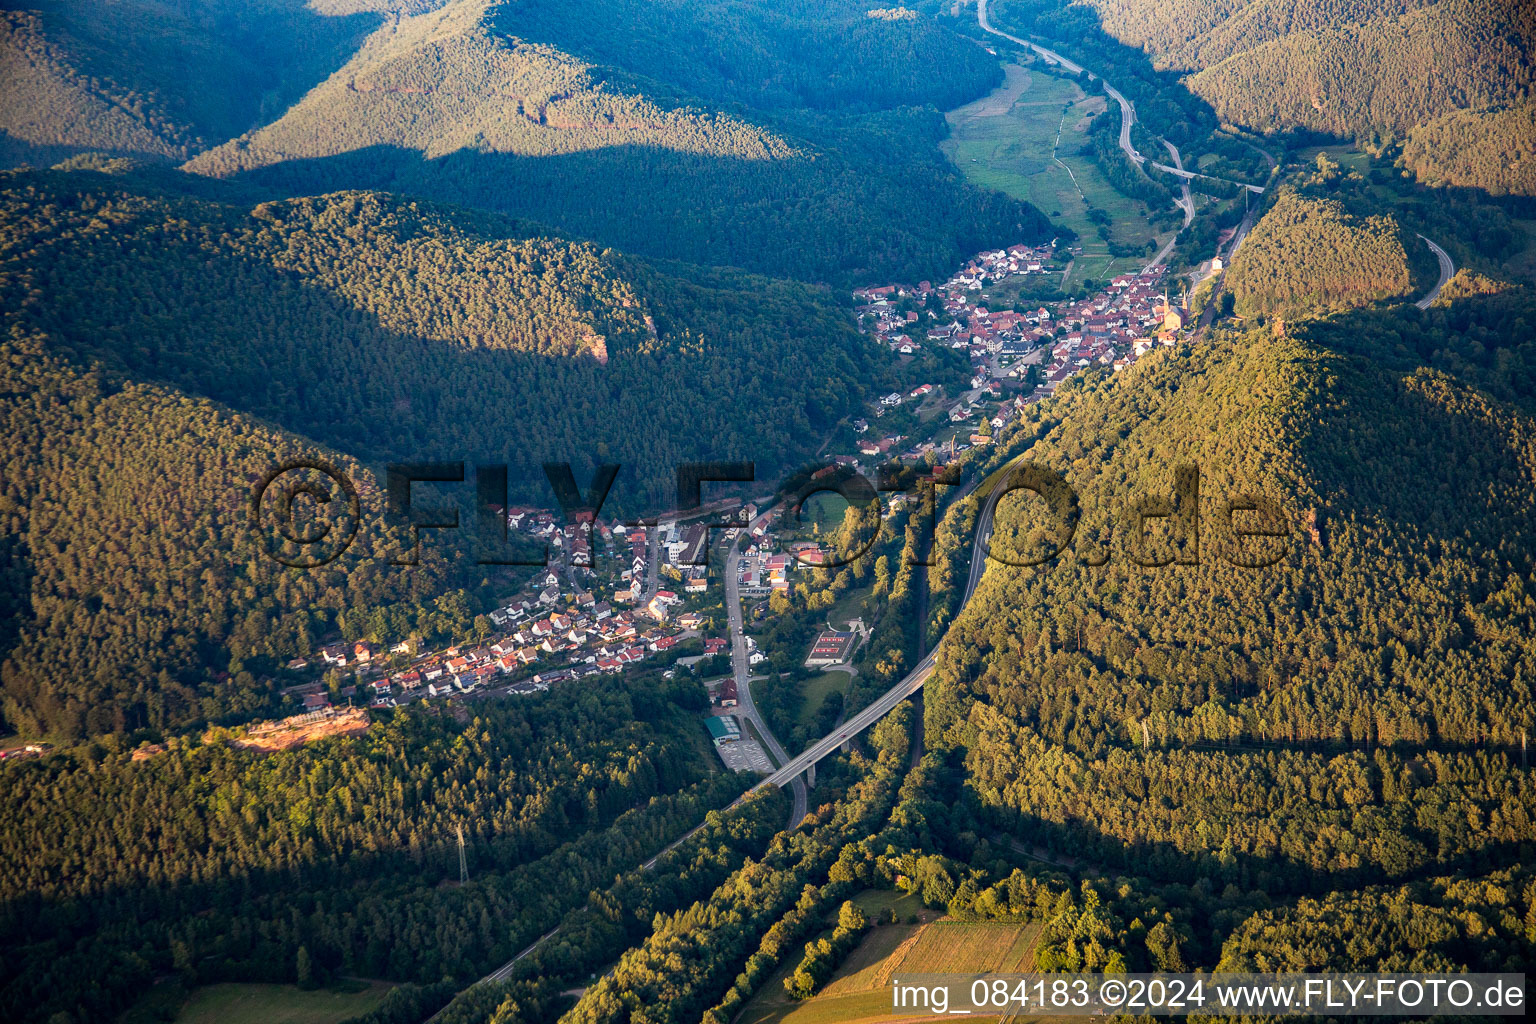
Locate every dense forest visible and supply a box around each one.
[1225,183,1414,316]
[3,0,1056,285]
[404,697,1531,1024]
[0,0,376,167]
[1402,101,1536,197]
[0,676,783,1023]
[1184,0,1535,141]
[4,5,1536,1023]
[1217,865,1536,970]
[174,0,1051,285]
[916,269,1536,929]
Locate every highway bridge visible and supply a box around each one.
[740,461,1009,796]
[427,460,1021,1021]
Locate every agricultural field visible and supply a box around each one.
[170,981,395,1024]
[941,63,1164,285]
[882,920,1040,975]
[737,907,1040,1024]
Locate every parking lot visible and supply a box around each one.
[715,737,774,773]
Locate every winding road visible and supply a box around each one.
[742,464,1009,796]
[977,0,1141,172]
[1162,139,1196,228]
[1143,142,1195,271]
[1416,234,1455,309]
[427,456,1021,1021]
[976,0,1263,271]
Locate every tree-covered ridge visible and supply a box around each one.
[1303,283,1536,415]
[1185,0,1535,138]
[920,294,1536,892]
[0,327,475,740]
[176,0,1051,284]
[494,0,1004,114]
[0,684,757,1024]
[184,0,797,178]
[0,8,197,165]
[933,326,1536,752]
[0,687,704,904]
[247,192,652,358]
[0,166,884,738]
[1402,101,1536,198]
[3,0,1055,285]
[0,0,379,168]
[1003,1,1535,195]
[1225,186,1414,316]
[1,167,879,487]
[1079,0,1445,71]
[1218,866,1535,971]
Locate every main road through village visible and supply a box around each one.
[432,17,1271,1009]
[428,461,1019,1018]
[724,506,809,826]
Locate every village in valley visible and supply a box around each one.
[850,239,1189,458]
[238,239,1194,771]
[258,497,851,772]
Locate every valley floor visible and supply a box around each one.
[941,63,1167,285]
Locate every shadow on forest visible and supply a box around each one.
[0,765,758,1024]
[1282,297,1536,558]
[913,750,1533,900]
[983,803,1533,899]
[199,140,1049,286]
[19,164,869,510]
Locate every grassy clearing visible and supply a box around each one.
[795,670,852,732]
[795,490,851,538]
[842,888,935,922]
[821,582,872,634]
[941,63,1162,261]
[171,981,394,1024]
[1296,144,1370,174]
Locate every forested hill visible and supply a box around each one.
[183,0,803,176]
[0,163,882,738]
[926,284,1536,904]
[0,0,376,168]
[1221,154,1432,318]
[1004,0,1536,196]
[1402,100,1536,198]
[492,0,1001,113]
[1225,186,1414,317]
[179,0,1051,284]
[1186,0,1535,137]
